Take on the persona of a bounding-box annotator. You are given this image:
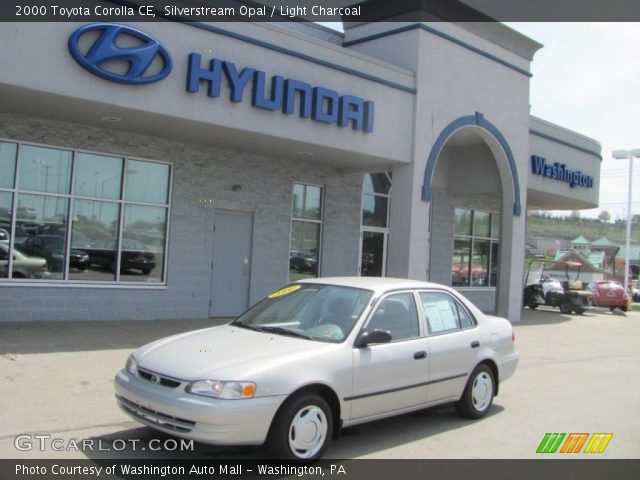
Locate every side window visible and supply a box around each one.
[420,291,474,334]
[366,292,420,341]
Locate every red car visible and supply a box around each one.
[588,281,629,311]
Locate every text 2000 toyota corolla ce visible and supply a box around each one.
[115,277,518,460]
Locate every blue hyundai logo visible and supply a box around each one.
[68,23,172,85]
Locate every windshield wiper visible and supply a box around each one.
[257,326,313,340]
[232,323,264,332]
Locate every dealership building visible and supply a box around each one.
[0,4,602,322]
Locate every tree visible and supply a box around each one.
[598,210,611,223]
[569,210,581,220]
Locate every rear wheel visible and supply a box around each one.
[573,308,584,315]
[267,393,332,461]
[559,301,573,314]
[455,364,495,419]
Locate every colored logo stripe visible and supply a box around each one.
[536,433,565,453]
[537,433,613,454]
[560,433,589,453]
[583,433,613,453]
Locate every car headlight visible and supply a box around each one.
[125,354,138,375]
[186,380,256,399]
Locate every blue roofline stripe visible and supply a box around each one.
[343,24,533,78]
[529,129,602,160]
[109,0,416,94]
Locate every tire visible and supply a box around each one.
[455,364,495,419]
[621,305,628,312]
[529,303,538,310]
[573,308,584,315]
[609,306,615,312]
[266,393,332,461]
[559,301,573,314]
[141,268,151,275]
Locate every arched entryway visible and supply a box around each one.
[421,113,522,316]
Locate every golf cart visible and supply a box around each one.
[544,261,594,315]
[523,261,545,309]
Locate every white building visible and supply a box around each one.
[0,2,601,322]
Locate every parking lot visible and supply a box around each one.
[0,307,638,459]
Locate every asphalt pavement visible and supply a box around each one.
[1,307,638,459]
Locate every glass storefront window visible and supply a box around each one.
[361,231,384,277]
[69,200,120,281]
[452,208,499,288]
[454,207,472,236]
[18,145,72,194]
[452,238,471,286]
[363,173,391,195]
[473,211,491,238]
[16,194,69,280]
[75,153,123,200]
[292,184,322,221]
[122,204,167,282]
[0,140,171,284]
[362,194,388,227]
[0,142,17,189]
[290,183,323,281]
[125,160,170,205]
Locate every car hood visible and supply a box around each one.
[135,324,334,380]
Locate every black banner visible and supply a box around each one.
[1,0,640,22]
[2,460,640,480]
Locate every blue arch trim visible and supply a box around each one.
[421,112,522,216]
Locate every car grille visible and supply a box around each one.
[137,367,182,388]
[117,395,196,433]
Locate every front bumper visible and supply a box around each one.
[114,369,286,446]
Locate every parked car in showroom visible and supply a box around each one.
[115,277,518,460]
[0,244,50,279]
[19,235,90,272]
[588,280,629,311]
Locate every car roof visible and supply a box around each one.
[295,276,453,294]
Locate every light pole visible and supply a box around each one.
[612,149,640,294]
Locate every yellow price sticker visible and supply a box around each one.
[268,285,301,299]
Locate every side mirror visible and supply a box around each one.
[354,329,392,348]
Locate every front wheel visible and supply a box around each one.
[455,364,495,419]
[267,393,332,461]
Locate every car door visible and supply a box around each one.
[349,291,429,421]
[419,290,481,403]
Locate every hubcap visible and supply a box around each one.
[288,405,328,459]
[471,372,493,412]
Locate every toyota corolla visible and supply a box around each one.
[114,277,518,460]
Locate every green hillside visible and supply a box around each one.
[526,212,640,244]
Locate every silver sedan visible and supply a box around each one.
[114,277,518,460]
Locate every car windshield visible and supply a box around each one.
[232,284,373,343]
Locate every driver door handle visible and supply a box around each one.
[470,341,480,348]
[414,351,427,359]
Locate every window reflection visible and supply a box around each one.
[122,204,166,282]
[0,142,17,189]
[16,194,70,280]
[1,142,171,284]
[75,153,123,200]
[69,200,119,281]
[452,208,499,288]
[125,160,170,205]
[362,194,388,227]
[454,208,472,236]
[290,183,323,281]
[18,145,72,194]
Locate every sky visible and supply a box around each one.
[320,22,639,222]
[506,23,640,222]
